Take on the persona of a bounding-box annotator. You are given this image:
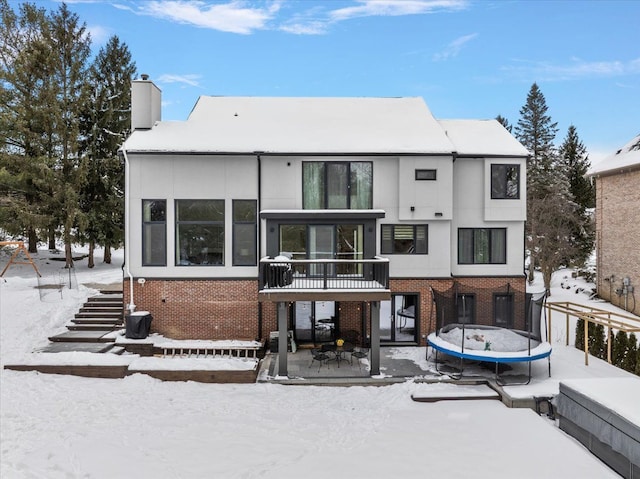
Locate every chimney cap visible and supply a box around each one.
[140,73,149,80]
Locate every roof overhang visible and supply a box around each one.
[260,209,386,220]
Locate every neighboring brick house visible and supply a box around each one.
[121,77,530,375]
[587,135,640,316]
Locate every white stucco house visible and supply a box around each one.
[121,76,530,376]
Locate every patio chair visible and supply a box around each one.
[351,347,369,370]
[309,348,330,371]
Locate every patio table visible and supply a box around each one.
[323,343,354,367]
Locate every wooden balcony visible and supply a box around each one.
[258,257,390,302]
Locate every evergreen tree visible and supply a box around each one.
[559,125,595,267]
[623,332,637,373]
[560,125,595,209]
[589,323,606,359]
[0,0,57,252]
[495,114,512,133]
[79,36,136,267]
[47,3,92,267]
[575,317,585,351]
[612,330,628,368]
[515,83,582,295]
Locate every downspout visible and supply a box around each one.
[122,148,135,312]
[257,153,262,340]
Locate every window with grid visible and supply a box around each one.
[381,225,428,254]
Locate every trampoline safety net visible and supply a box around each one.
[431,283,547,341]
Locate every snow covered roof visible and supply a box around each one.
[438,119,530,157]
[124,96,455,155]
[123,96,529,158]
[587,134,640,177]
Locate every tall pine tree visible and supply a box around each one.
[515,84,583,294]
[495,114,512,133]
[79,35,136,267]
[47,3,92,267]
[559,125,595,267]
[0,0,57,252]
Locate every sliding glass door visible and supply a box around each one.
[294,301,336,344]
[279,224,364,277]
[380,294,418,343]
[309,225,334,276]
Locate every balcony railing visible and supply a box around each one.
[259,257,389,292]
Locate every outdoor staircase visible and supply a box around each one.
[44,290,125,354]
[69,293,125,331]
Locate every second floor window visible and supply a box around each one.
[303,161,372,209]
[458,228,506,264]
[381,225,428,254]
[491,164,520,199]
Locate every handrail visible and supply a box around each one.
[260,256,390,264]
[259,256,389,291]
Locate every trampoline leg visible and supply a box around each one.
[433,349,462,380]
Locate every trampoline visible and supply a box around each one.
[427,285,551,385]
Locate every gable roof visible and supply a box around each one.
[124,96,454,155]
[438,119,530,157]
[123,96,529,158]
[587,134,640,177]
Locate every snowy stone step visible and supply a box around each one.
[411,383,501,403]
[67,323,121,332]
[79,305,122,314]
[87,294,123,303]
[49,330,116,343]
[75,311,122,319]
[71,317,122,325]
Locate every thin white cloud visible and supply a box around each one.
[87,24,111,45]
[157,73,202,87]
[503,57,640,81]
[281,0,468,36]
[135,1,281,34]
[432,33,478,61]
[330,0,468,21]
[280,21,328,35]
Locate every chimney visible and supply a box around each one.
[131,74,161,130]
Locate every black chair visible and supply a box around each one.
[351,347,369,370]
[309,348,330,371]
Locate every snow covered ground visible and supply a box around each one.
[1,246,637,478]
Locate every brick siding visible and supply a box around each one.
[125,276,527,345]
[594,170,640,316]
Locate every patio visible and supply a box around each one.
[264,345,435,382]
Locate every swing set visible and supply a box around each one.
[0,241,41,277]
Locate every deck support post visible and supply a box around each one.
[277,301,288,377]
[370,300,380,376]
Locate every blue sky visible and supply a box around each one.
[56,0,640,162]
